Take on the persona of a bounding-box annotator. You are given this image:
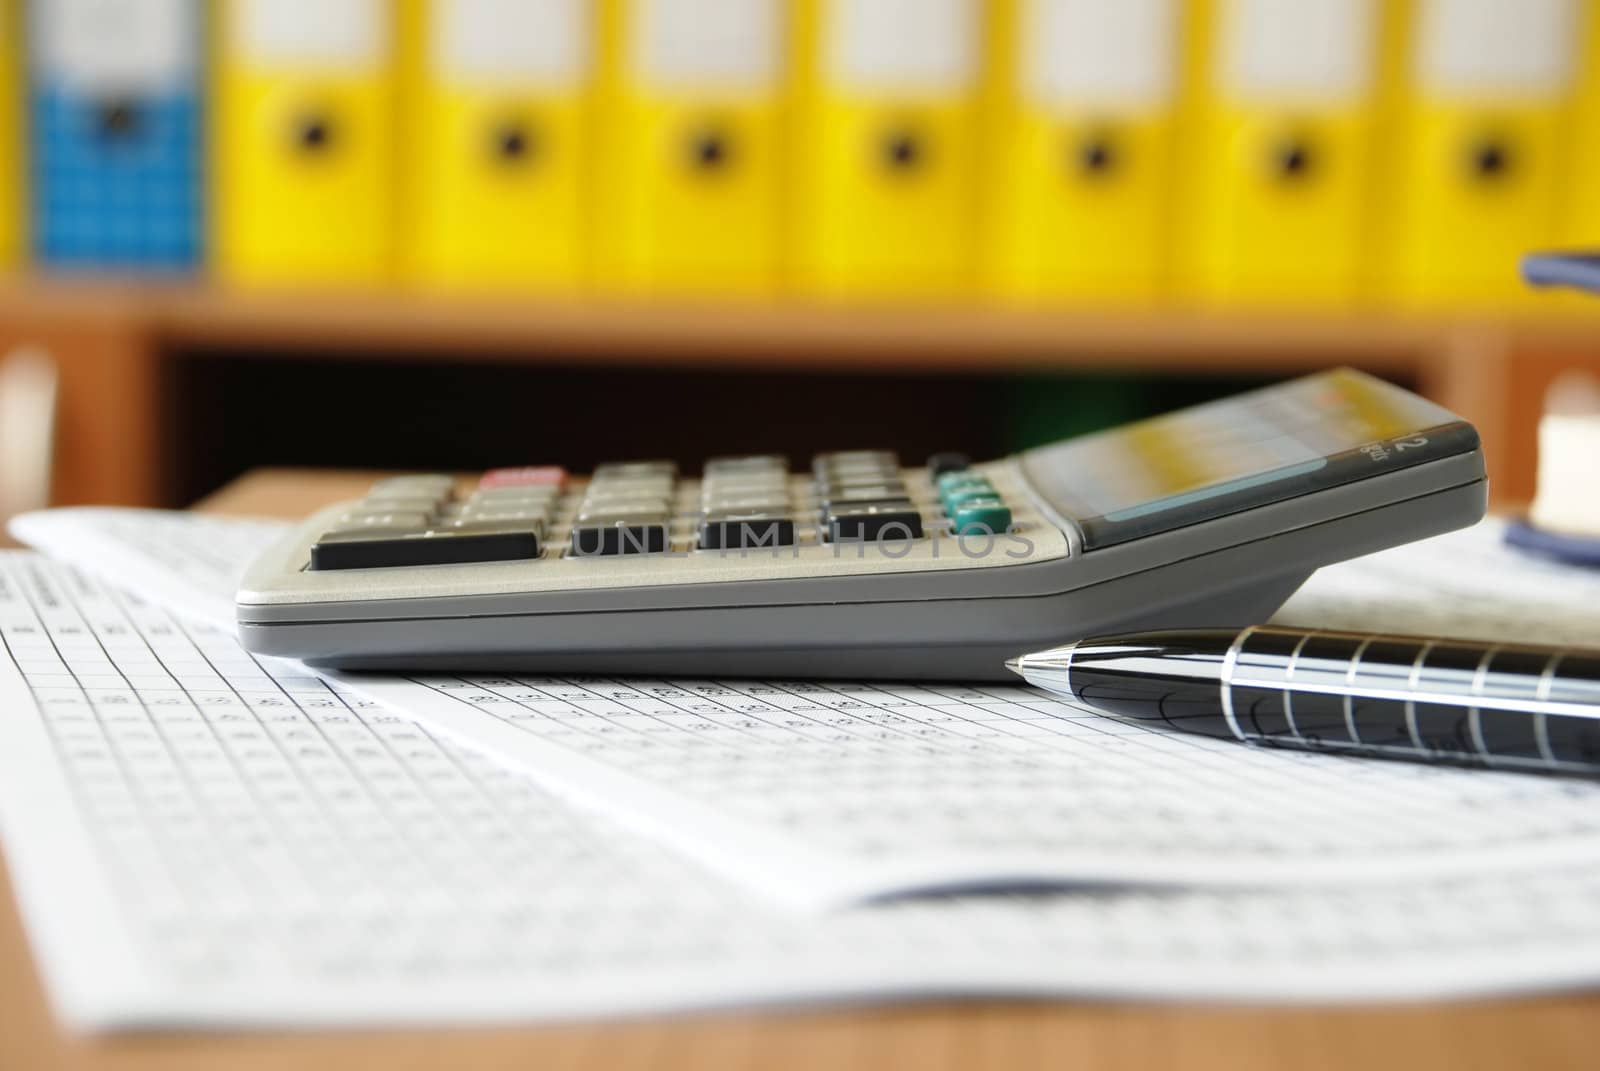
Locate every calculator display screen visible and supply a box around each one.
[1022,370,1480,550]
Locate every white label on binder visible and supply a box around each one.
[38,0,195,93]
[636,0,781,91]
[1221,0,1375,101]
[829,0,979,93]
[1418,0,1579,96]
[1024,0,1178,110]
[235,0,386,66]
[435,0,589,85]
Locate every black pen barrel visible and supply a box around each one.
[1064,627,1600,774]
[1062,631,1237,740]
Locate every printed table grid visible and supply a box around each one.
[393,665,1600,868]
[13,518,1600,1018]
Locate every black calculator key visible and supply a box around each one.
[700,515,797,550]
[827,505,924,542]
[311,528,541,570]
[926,452,971,479]
[570,521,670,556]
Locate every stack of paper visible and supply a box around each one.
[6,508,1600,1029]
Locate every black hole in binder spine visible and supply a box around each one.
[492,121,536,163]
[688,128,733,171]
[882,130,924,172]
[1272,139,1314,181]
[1074,131,1118,177]
[1469,138,1512,181]
[96,99,141,141]
[294,114,335,153]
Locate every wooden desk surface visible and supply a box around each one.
[3,468,1596,1071]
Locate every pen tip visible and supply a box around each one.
[1003,658,1024,677]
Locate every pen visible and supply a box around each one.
[1006,626,1600,776]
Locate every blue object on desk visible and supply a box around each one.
[28,0,204,272]
[1521,252,1600,294]
[1504,518,1600,567]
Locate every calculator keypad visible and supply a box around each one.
[311,472,557,570]
[308,453,1024,570]
[700,455,797,550]
[814,452,924,542]
[570,462,676,557]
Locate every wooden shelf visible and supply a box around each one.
[4,275,1594,365]
[0,277,1597,506]
[145,289,1453,370]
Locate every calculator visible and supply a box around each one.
[237,369,1487,680]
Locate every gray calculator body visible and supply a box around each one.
[237,370,1487,680]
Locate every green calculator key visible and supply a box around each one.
[940,478,996,510]
[951,497,1012,535]
[937,470,987,491]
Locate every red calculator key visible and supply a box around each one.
[480,466,566,490]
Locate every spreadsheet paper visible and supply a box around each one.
[16,509,1600,910]
[10,550,1600,1031]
